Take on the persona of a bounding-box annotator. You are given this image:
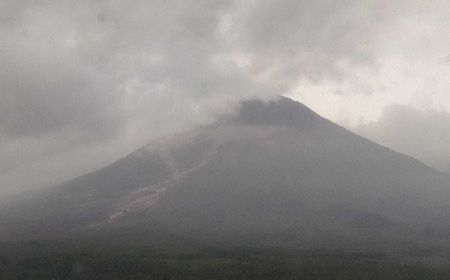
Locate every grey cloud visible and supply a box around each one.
[231,0,401,84]
[0,0,245,193]
[0,2,123,140]
[355,105,450,173]
[0,0,403,137]
[0,0,448,194]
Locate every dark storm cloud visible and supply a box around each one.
[355,106,450,173]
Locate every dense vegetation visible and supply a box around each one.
[1,241,450,280]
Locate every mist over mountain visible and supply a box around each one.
[2,97,450,256]
[355,105,450,174]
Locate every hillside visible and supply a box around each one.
[2,97,450,256]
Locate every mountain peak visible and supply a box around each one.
[235,96,321,128]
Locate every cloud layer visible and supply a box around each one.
[356,106,450,173]
[1,0,450,194]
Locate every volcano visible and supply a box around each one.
[2,97,450,253]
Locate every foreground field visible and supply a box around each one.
[1,242,450,280]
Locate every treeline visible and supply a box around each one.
[1,246,450,280]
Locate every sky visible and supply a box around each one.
[1,0,450,196]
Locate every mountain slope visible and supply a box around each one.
[2,97,450,253]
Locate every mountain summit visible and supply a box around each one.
[235,97,321,128]
[2,96,450,253]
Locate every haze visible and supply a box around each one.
[1,0,450,196]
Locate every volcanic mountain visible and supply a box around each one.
[2,97,450,253]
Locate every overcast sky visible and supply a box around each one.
[1,0,450,196]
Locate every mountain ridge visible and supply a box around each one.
[2,96,450,256]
